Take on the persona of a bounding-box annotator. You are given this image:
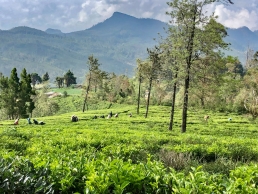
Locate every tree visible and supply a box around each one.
[63,70,77,87]
[160,35,180,130]
[18,69,36,117]
[8,68,20,119]
[31,73,42,87]
[225,56,244,79]
[241,67,258,119]
[216,56,244,111]
[55,77,64,88]
[166,0,228,133]
[0,75,11,119]
[83,55,103,112]
[136,59,145,114]
[0,68,36,119]
[164,54,179,131]
[142,47,162,118]
[32,83,59,117]
[219,0,233,4]
[228,0,233,3]
[42,72,50,82]
[245,48,258,69]
[190,53,225,108]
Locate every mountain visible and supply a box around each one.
[45,28,63,35]
[69,12,166,40]
[224,26,258,63]
[0,12,257,83]
[0,12,167,82]
[254,30,258,36]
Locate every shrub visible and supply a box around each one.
[158,149,192,171]
[0,157,54,193]
[63,91,68,97]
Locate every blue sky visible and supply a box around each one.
[0,0,257,33]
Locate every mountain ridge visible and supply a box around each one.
[0,12,257,82]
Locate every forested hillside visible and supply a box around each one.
[0,11,257,82]
[0,12,167,82]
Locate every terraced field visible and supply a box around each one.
[1,105,258,193]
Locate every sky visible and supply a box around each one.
[0,0,257,33]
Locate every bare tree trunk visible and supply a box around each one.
[137,77,142,115]
[168,72,177,131]
[181,70,190,133]
[82,72,91,112]
[145,78,152,118]
[200,97,205,108]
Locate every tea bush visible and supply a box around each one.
[1,105,258,192]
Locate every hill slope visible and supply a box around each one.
[0,12,167,82]
[224,27,258,63]
[0,12,257,82]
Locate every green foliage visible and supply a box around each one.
[31,73,42,87]
[0,157,54,193]
[63,70,77,87]
[63,91,68,97]
[1,105,258,192]
[32,83,60,117]
[0,68,35,119]
[19,68,36,117]
[0,15,167,81]
[42,72,50,82]
[163,0,229,132]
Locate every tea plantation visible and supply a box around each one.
[1,105,258,193]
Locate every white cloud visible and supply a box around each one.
[214,4,258,31]
[142,11,153,18]
[0,0,257,32]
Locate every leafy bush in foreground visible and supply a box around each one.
[1,156,258,193]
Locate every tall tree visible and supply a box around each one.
[242,67,258,119]
[0,76,11,119]
[160,37,180,131]
[164,55,179,131]
[166,0,228,133]
[0,68,36,119]
[142,47,162,118]
[8,68,20,119]
[19,68,36,117]
[136,59,145,114]
[83,55,103,112]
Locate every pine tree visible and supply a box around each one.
[42,72,50,82]
[0,76,11,119]
[19,68,35,117]
[8,68,20,119]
